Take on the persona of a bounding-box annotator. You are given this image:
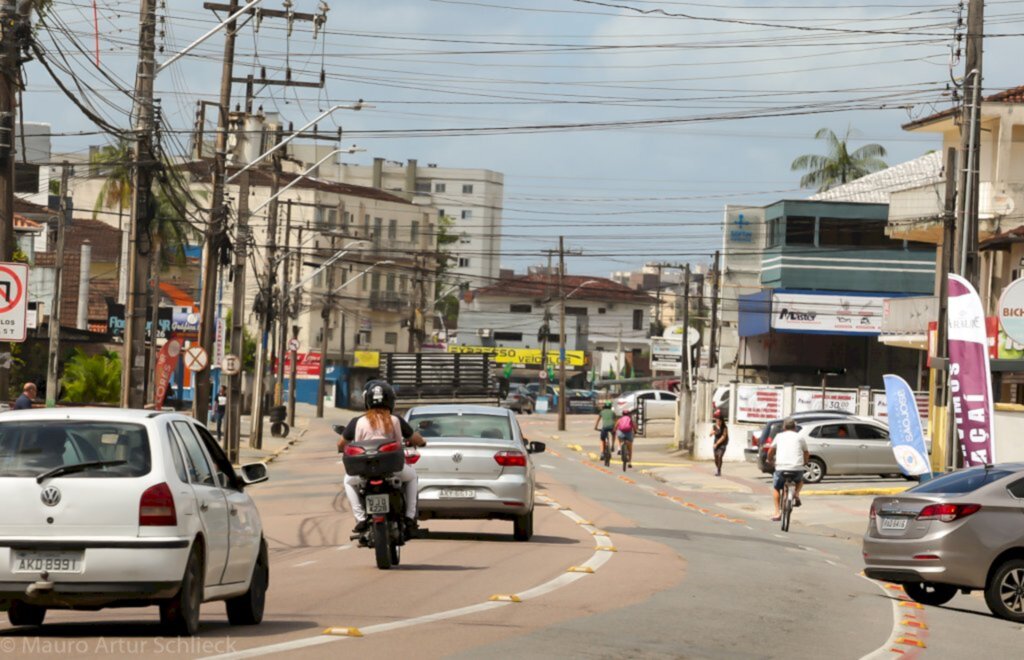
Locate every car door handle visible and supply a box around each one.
[200,502,209,512]
[859,444,868,449]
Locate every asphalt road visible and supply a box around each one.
[2,412,1022,659]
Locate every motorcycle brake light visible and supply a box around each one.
[370,480,384,486]
[405,452,420,465]
[917,503,981,522]
[344,444,365,456]
[379,442,400,453]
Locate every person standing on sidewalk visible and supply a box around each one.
[214,385,227,440]
[710,409,729,476]
[14,383,36,410]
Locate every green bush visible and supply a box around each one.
[61,350,122,404]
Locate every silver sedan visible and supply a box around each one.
[406,405,545,541]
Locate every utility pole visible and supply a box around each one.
[121,0,157,408]
[249,159,280,449]
[956,0,984,286]
[194,0,240,425]
[274,200,293,406]
[557,236,567,431]
[225,170,250,464]
[675,265,692,449]
[316,235,337,419]
[44,164,70,407]
[709,250,721,369]
[939,148,959,471]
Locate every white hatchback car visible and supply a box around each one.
[0,408,269,636]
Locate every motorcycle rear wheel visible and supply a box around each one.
[373,520,393,569]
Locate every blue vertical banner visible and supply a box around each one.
[882,374,930,476]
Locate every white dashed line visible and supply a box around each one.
[292,560,317,567]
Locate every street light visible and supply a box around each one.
[291,240,371,293]
[247,146,365,217]
[226,102,372,184]
[156,0,264,73]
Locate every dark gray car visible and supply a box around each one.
[863,464,1024,621]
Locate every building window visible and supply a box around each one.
[785,216,815,245]
[494,331,523,341]
[510,304,532,313]
[361,273,368,291]
[388,219,398,240]
[462,184,473,194]
[598,308,606,314]
[765,218,779,248]
[328,208,338,227]
[373,217,383,242]
[410,221,420,243]
[632,309,643,330]
[386,273,396,292]
[14,164,39,194]
[566,306,588,316]
[435,183,446,193]
[437,209,445,219]
[371,272,381,291]
[358,329,371,345]
[415,181,430,193]
[400,275,408,292]
[459,232,471,245]
[819,218,888,248]
[458,257,470,268]
[385,331,398,345]
[342,211,351,230]
[363,214,370,237]
[461,210,473,220]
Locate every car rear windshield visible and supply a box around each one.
[409,413,513,440]
[910,467,1015,494]
[0,421,151,478]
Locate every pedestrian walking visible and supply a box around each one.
[711,408,729,476]
[14,382,36,410]
[214,385,227,440]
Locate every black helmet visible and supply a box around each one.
[363,380,396,412]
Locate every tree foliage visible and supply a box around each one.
[790,127,888,192]
[61,350,122,404]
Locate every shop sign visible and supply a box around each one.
[794,388,857,414]
[448,345,585,367]
[735,385,784,423]
[771,292,884,335]
[998,276,1024,344]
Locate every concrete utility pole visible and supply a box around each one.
[955,0,984,287]
[225,170,250,464]
[195,0,241,425]
[939,148,960,471]
[121,0,158,408]
[709,250,721,369]
[557,236,567,431]
[45,164,70,408]
[316,235,337,419]
[274,200,293,406]
[675,265,692,449]
[249,160,280,449]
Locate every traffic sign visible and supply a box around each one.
[222,354,241,375]
[183,345,209,372]
[288,338,300,352]
[0,262,29,342]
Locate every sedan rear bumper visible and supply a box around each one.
[0,580,181,609]
[0,540,192,586]
[862,533,988,589]
[418,476,533,519]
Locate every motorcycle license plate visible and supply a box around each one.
[366,494,390,514]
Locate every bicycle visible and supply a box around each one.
[779,472,801,532]
[620,439,632,472]
[600,437,612,467]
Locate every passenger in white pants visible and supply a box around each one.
[336,380,426,534]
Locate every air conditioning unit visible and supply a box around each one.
[478,328,492,338]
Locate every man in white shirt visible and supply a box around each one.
[767,418,809,521]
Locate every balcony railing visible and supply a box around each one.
[369,291,409,312]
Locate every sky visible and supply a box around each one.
[22,0,1024,281]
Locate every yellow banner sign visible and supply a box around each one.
[448,345,585,367]
[352,350,380,369]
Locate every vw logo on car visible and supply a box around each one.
[451,452,463,464]
[40,486,61,507]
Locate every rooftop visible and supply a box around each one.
[809,152,944,204]
[472,274,656,305]
[903,84,1024,131]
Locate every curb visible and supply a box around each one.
[236,427,307,468]
[803,487,908,497]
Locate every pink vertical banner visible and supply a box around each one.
[947,274,996,466]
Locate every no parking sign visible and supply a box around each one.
[0,263,29,342]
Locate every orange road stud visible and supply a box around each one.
[901,619,928,629]
[323,627,363,637]
[894,637,926,648]
[567,565,595,574]
[489,594,522,602]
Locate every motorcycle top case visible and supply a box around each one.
[343,438,405,478]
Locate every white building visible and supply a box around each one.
[456,273,655,354]
[290,147,504,288]
[13,122,52,207]
[715,205,766,385]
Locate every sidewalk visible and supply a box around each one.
[233,402,318,466]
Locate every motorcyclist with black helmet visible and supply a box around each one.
[336,380,426,535]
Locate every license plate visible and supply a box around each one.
[439,489,475,499]
[880,517,908,531]
[12,550,84,574]
[366,494,390,514]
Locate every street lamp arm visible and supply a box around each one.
[157,0,264,74]
[289,240,370,293]
[330,260,394,294]
[248,147,349,216]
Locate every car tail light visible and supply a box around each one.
[494,450,527,467]
[917,503,981,522]
[139,482,177,526]
[379,442,400,453]
[344,444,365,456]
[869,504,876,521]
[913,554,941,561]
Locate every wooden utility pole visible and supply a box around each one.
[956,0,984,286]
[557,236,567,431]
[44,164,70,407]
[121,0,158,408]
[709,250,721,369]
[316,235,337,419]
[195,0,241,425]
[939,148,960,471]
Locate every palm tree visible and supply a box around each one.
[91,139,133,227]
[790,128,888,192]
[61,349,122,404]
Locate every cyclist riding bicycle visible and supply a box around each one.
[594,402,616,458]
[767,417,808,522]
[616,410,635,468]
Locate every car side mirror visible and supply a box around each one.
[332,424,346,435]
[239,462,269,485]
[527,441,546,454]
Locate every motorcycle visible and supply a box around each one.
[335,426,418,570]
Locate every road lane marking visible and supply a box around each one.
[204,494,615,660]
[292,560,317,567]
[336,544,353,551]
